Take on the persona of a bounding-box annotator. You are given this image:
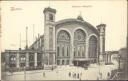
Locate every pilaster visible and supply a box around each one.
[16,52,20,68]
[34,53,37,67]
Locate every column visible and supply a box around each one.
[34,53,37,68]
[86,38,89,60]
[70,36,74,65]
[106,54,108,64]
[26,52,29,67]
[16,52,20,68]
[47,53,49,65]
[109,55,111,63]
[42,53,44,67]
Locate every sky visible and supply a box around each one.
[1,0,127,51]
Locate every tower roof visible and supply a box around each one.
[43,7,56,13]
[97,24,106,28]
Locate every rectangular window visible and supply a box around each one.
[49,27,53,50]
[66,60,69,65]
[78,47,80,57]
[65,46,67,57]
[74,48,76,57]
[62,47,64,57]
[67,46,70,57]
[49,54,53,65]
[82,47,85,57]
[57,46,59,57]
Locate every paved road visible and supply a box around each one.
[4,58,118,80]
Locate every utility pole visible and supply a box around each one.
[26,27,28,49]
[19,33,21,50]
[33,24,35,43]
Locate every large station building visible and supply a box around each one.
[2,7,106,71]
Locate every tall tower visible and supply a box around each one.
[43,7,56,68]
[97,24,106,63]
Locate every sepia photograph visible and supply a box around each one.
[0,0,127,81]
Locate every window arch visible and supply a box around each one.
[74,29,86,58]
[89,35,97,58]
[57,30,70,42]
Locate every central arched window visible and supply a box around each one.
[57,30,70,57]
[74,29,86,58]
[57,30,70,65]
[89,36,97,58]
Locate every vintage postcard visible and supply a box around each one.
[0,0,127,81]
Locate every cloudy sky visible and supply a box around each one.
[1,0,127,51]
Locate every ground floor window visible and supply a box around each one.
[29,62,34,67]
[66,60,69,65]
[9,63,16,67]
[20,63,25,67]
[57,60,60,65]
[62,60,64,65]
[37,53,42,66]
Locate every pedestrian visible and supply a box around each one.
[80,72,82,77]
[43,72,45,77]
[69,72,71,77]
[74,73,76,78]
[107,72,110,77]
[72,72,75,78]
[77,73,79,79]
[107,72,110,79]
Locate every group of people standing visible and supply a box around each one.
[69,72,82,80]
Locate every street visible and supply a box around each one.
[4,58,118,81]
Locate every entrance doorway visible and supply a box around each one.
[73,60,90,68]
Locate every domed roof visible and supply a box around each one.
[55,18,99,35]
[77,15,84,21]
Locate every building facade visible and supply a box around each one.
[2,7,106,71]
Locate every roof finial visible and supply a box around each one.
[77,11,84,21]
